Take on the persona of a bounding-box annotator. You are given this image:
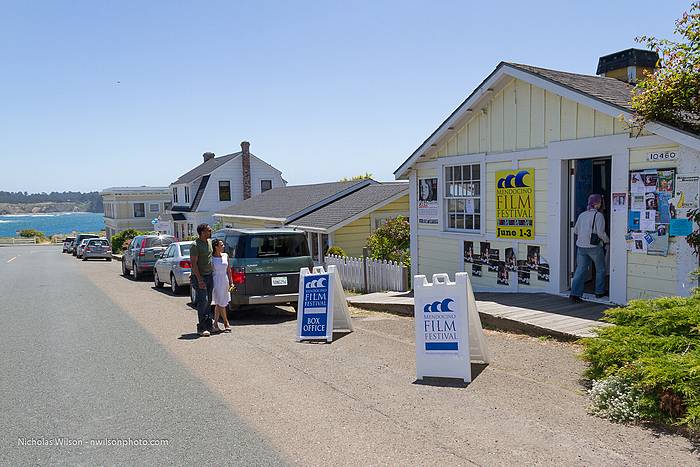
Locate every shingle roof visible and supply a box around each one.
[216,180,372,219]
[506,62,634,111]
[290,183,408,229]
[172,153,240,185]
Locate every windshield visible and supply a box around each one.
[89,239,109,246]
[179,243,192,256]
[145,236,174,248]
[237,234,310,259]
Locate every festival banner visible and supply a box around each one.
[495,168,535,240]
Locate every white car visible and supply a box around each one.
[153,241,193,294]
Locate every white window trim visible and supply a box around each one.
[440,154,485,235]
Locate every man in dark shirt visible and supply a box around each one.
[190,223,214,336]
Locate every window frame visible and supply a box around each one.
[172,187,178,203]
[149,203,160,213]
[442,160,484,234]
[184,186,190,204]
[260,179,272,192]
[218,180,231,201]
[133,202,146,218]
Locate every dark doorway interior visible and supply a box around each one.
[569,157,612,295]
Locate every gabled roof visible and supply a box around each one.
[394,61,700,179]
[290,182,408,230]
[216,180,375,221]
[173,153,240,185]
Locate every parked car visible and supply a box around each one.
[62,237,75,253]
[122,234,175,280]
[153,241,193,294]
[76,239,91,258]
[210,228,313,312]
[82,238,112,261]
[72,233,99,256]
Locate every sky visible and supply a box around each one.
[0,0,692,193]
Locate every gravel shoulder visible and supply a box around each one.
[78,257,700,466]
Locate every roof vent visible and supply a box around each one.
[596,48,658,83]
[203,152,215,162]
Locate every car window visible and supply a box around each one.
[225,235,239,257]
[161,245,172,258]
[89,239,109,246]
[179,243,191,256]
[131,237,142,249]
[237,234,310,259]
[145,236,174,248]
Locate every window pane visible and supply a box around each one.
[471,164,480,180]
[455,215,464,229]
[472,182,480,196]
[456,199,465,213]
[447,199,457,212]
[473,198,481,213]
[474,215,481,230]
[448,214,456,228]
[462,165,471,181]
[446,166,453,182]
[465,215,474,230]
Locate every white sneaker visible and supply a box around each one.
[199,330,210,337]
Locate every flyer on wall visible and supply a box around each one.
[612,192,627,213]
[673,173,700,214]
[418,178,438,225]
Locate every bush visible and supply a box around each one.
[18,229,45,239]
[581,292,700,430]
[589,375,641,423]
[111,229,145,253]
[326,246,347,257]
[366,216,410,266]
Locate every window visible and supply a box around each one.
[237,234,310,259]
[444,164,481,230]
[261,179,272,192]
[145,236,174,248]
[164,202,172,211]
[219,180,231,201]
[187,223,193,237]
[172,187,178,203]
[133,203,145,218]
[179,243,192,256]
[184,186,190,204]
[149,203,160,213]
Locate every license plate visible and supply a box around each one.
[271,276,288,286]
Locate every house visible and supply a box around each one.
[395,48,700,305]
[214,179,409,262]
[100,186,171,239]
[160,141,286,239]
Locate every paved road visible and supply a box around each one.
[0,246,285,465]
[1,245,698,466]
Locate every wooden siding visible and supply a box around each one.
[434,78,630,159]
[626,145,681,300]
[418,236,460,279]
[334,217,371,258]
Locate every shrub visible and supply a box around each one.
[589,375,641,423]
[581,292,700,430]
[365,216,410,266]
[18,229,45,239]
[326,246,347,257]
[111,229,145,253]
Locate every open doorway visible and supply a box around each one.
[567,157,612,298]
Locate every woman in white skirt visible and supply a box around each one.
[211,239,232,333]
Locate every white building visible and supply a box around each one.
[101,186,171,239]
[161,141,286,239]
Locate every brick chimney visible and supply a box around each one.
[596,48,658,84]
[241,141,251,200]
[203,152,215,163]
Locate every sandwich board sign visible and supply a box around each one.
[415,272,490,383]
[297,265,353,343]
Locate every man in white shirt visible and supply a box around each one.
[571,194,609,302]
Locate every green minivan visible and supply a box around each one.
[210,228,314,311]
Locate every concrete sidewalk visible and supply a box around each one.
[347,291,613,339]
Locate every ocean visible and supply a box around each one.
[0,212,105,237]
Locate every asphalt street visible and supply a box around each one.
[1,245,698,466]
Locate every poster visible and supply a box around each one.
[631,232,647,252]
[463,241,474,263]
[640,210,656,231]
[630,194,645,211]
[517,264,531,285]
[672,174,700,220]
[537,263,550,282]
[630,172,645,193]
[496,262,509,285]
[496,168,535,240]
[612,193,627,213]
[644,192,658,210]
[471,264,482,277]
[648,225,670,256]
[479,242,490,265]
[658,192,672,224]
[465,198,475,215]
[657,169,675,194]
[642,171,658,192]
[488,249,500,272]
[628,211,641,230]
[670,218,693,236]
[418,178,438,225]
[526,245,540,271]
[505,248,517,271]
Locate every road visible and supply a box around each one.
[1,245,698,466]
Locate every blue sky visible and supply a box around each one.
[0,0,691,193]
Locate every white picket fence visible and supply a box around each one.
[325,254,408,293]
[0,237,37,246]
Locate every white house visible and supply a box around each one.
[160,141,286,239]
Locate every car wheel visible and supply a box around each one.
[106,258,112,262]
[132,262,140,281]
[171,274,181,294]
[121,259,129,277]
[154,270,163,288]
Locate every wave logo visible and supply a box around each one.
[305,277,327,289]
[497,170,531,188]
[423,298,455,313]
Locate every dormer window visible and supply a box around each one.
[184,186,190,204]
[172,187,178,203]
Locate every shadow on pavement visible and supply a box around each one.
[412,363,488,388]
[178,333,200,340]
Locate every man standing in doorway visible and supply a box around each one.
[190,223,214,336]
[570,194,609,302]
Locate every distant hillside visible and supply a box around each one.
[0,191,103,213]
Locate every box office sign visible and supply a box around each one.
[296,265,353,343]
[496,168,535,240]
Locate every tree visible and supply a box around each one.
[632,3,700,135]
[365,216,410,266]
[339,172,373,182]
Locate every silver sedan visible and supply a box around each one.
[153,241,193,294]
[82,238,113,261]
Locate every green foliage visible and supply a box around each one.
[326,246,347,257]
[339,172,373,182]
[111,229,146,253]
[18,229,45,238]
[632,3,700,135]
[581,291,700,429]
[365,216,410,266]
